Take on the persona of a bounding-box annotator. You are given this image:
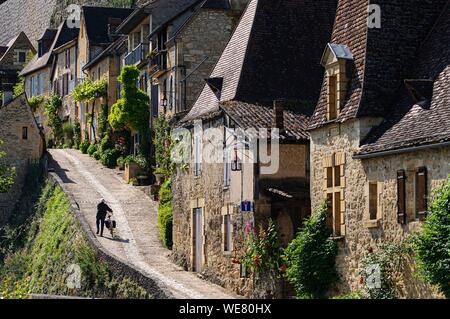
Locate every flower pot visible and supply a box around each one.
[154,173,165,185]
[124,161,140,183]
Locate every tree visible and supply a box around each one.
[414,176,450,298]
[0,140,16,193]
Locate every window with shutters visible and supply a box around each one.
[397,170,406,224]
[415,167,428,221]
[324,152,346,236]
[193,133,202,176]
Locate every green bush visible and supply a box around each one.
[87,144,97,157]
[79,139,90,154]
[99,133,114,155]
[157,179,173,249]
[413,177,450,298]
[93,151,101,161]
[100,149,121,168]
[283,202,338,298]
[73,121,81,149]
[116,156,125,169]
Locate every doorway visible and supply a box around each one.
[193,208,203,272]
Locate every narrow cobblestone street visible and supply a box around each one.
[48,149,237,299]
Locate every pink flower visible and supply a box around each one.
[244,222,254,235]
[368,246,373,253]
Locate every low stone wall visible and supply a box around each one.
[48,172,173,299]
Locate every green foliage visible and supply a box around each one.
[28,96,44,111]
[100,149,121,168]
[0,179,151,299]
[71,79,108,103]
[73,121,81,149]
[79,139,90,154]
[62,122,74,145]
[109,65,150,133]
[361,242,408,299]
[44,95,63,145]
[331,291,364,299]
[153,115,174,176]
[0,140,16,193]
[87,143,98,157]
[93,151,101,161]
[13,77,24,98]
[157,179,173,249]
[242,220,282,274]
[413,177,450,298]
[283,202,338,298]
[99,132,114,155]
[98,104,109,140]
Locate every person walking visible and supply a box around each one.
[96,199,113,237]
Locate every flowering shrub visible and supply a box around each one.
[71,79,107,103]
[241,220,283,274]
[360,242,407,299]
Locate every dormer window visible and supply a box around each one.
[321,43,353,122]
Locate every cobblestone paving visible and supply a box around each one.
[49,149,238,299]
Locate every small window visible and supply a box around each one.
[223,214,232,252]
[18,51,26,63]
[194,134,202,176]
[334,165,341,187]
[22,127,28,140]
[369,182,378,220]
[328,75,338,120]
[326,167,333,188]
[224,147,231,188]
[415,167,428,221]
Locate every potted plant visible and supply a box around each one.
[153,167,166,185]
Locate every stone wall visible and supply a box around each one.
[0,94,44,222]
[309,118,448,298]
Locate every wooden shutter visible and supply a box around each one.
[397,170,406,224]
[417,167,428,221]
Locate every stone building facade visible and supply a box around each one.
[308,0,450,298]
[0,94,44,222]
[0,32,36,106]
[173,0,337,297]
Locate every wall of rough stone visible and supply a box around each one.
[310,118,448,298]
[0,94,44,222]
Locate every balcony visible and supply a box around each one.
[124,43,150,66]
[148,51,167,77]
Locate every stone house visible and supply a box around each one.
[0,94,44,223]
[21,22,79,138]
[173,0,337,297]
[76,6,133,141]
[308,0,450,298]
[50,23,79,124]
[0,32,36,106]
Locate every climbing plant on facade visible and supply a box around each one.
[71,79,108,103]
[44,95,63,146]
[108,65,149,133]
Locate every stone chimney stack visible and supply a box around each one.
[273,99,285,130]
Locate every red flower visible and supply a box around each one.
[232,258,240,264]
[359,276,364,285]
[368,246,373,253]
[254,255,261,266]
[279,264,287,273]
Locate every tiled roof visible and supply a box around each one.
[221,101,311,142]
[357,3,450,156]
[309,0,448,130]
[182,0,337,125]
[82,6,133,45]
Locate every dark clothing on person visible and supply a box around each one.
[96,201,112,236]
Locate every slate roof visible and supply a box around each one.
[221,101,312,142]
[309,0,448,130]
[357,3,450,156]
[82,6,133,45]
[20,22,78,76]
[182,0,337,135]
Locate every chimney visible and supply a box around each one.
[273,99,285,130]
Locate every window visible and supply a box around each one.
[30,76,35,97]
[194,133,202,176]
[324,153,345,236]
[231,148,242,171]
[223,214,232,252]
[169,76,173,111]
[328,75,338,120]
[22,127,28,140]
[65,49,70,68]
[37,74,42,95]
[18,51,26,63]
[415,167,428,221]
[397,170,406,224]
[223,146,231,188]
[369,182,378,220]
